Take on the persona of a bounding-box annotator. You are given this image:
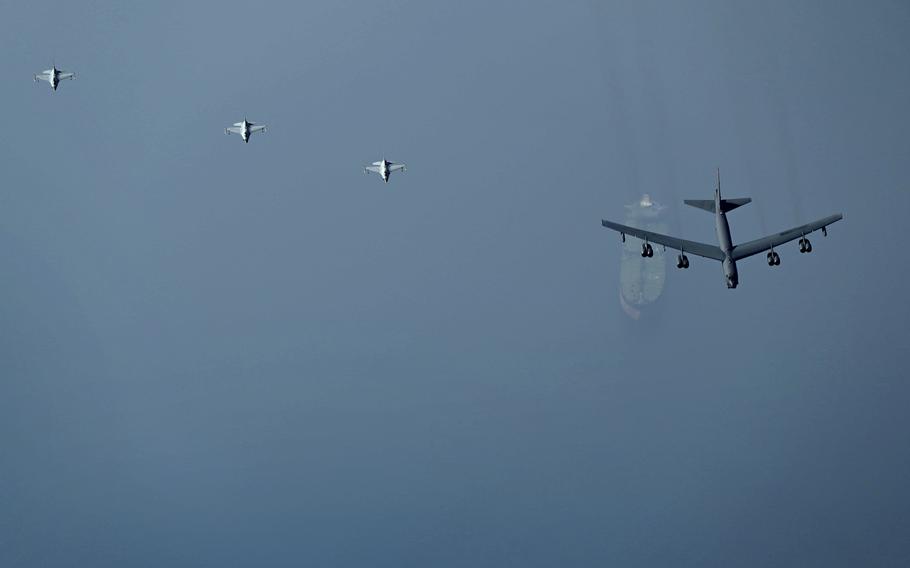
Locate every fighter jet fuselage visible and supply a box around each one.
[34,65,75,92]
[364,158,405,183]
[225,118,266,144]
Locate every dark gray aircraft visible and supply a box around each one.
[601,171,843,289]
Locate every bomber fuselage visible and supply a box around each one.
[713,190,738,288]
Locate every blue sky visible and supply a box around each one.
[1,1,909,565]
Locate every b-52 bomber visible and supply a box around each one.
[601,171,843,289]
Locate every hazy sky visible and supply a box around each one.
[2,1,909,566]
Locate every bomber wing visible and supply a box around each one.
[601,220,725,261]
[730,214,843,261]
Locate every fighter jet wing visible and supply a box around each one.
[730,213,843,261]
[250,124,267,133]
[601,219,725,261]
[364,165,382,173]
[389,163,406,172]
[225,126,243,134]
[58,72,75,80]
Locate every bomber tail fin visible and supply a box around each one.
[685,168,751,212]
[684,199,716,213]
[720,197,751,212]
[684,197,752,213]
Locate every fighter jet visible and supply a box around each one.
[601,170,843,289]
[34,64,75,91]
[364,159,406,183]
[225,119,267,144]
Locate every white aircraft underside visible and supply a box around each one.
[364,159,406,183]
[225,119,266,143]
[34,67,75,90]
